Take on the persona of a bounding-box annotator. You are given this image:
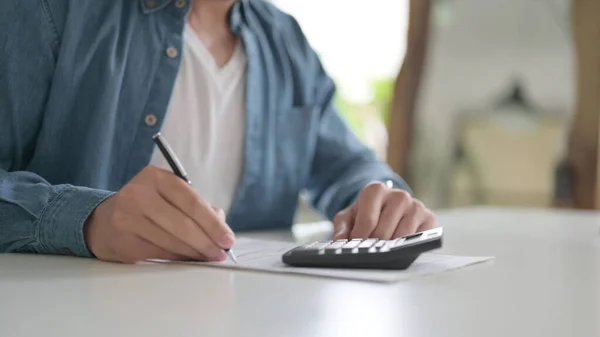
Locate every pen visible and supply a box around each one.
[152,132,239,264]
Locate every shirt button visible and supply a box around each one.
[145,114,158,126]
[146,0,156,8]
[175,0,186,8]
[166,47,178,59]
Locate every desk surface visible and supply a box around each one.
[1,207,599,337]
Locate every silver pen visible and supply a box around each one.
[152,133,238,264]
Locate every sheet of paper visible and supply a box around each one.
[180,237,493,283]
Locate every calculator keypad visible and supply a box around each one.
[298,237,415,255]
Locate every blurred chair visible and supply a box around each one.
[447,81,567,208]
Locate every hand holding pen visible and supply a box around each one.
[153,133,238,264]
[82,135,238,264]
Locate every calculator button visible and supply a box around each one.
[292,242,330,255]
[324,241,346,254]
[391,238,405,248]
[341,239,363,252]
[357,238,378,252]
[343,239,363,246]
[374,241,387,249]
[312,242,333,250]
[379,244,391,253]
[367,240,390,253]
[328,241,346,249]
[377,241,393,252]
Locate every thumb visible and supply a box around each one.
[333,206,354,240]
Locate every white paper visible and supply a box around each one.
[179,237,493,283]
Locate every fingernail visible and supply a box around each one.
[334,223,347,238]
[221,233,235,248]
[334,231,346,240]
[217,208,226,220]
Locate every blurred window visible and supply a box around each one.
[272,0,409,157]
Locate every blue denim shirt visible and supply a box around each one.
[0,0,410,257]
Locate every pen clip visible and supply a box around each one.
[152,133,191,184]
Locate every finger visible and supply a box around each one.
[212,206,226,221]
[120,235,185,264]
[416,210,436,232]
[350,183,387,239]
[370,190,412,239]
[370,203,404,240]
[153,169,235,249]
[332,205,354,240]
[392,200,425,239]
[140,191,227,260]
[135,215,210,261]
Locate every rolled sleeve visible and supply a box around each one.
[37,186,114,257]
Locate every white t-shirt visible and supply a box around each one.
[150,24,246,213]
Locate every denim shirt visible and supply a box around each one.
[0,0,410,257]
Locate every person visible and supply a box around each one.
[0,0,435,264]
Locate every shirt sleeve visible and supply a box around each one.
[281,16,413,220]
[0,170,114,257]
[0,1,114,257]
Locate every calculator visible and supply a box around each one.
[281,227,443,270]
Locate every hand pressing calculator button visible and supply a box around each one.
[282,227,443,270]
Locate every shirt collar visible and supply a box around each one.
[138,0,253,34]
[229,0,253,35]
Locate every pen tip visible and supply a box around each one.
[152,132,161,139]
[227,251,239,264]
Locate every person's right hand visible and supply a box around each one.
[84,166,235,264]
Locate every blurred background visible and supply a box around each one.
[279,0,600,223]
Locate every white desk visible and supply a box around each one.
[1,207,599,337]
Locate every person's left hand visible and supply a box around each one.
[333,182,436,241]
